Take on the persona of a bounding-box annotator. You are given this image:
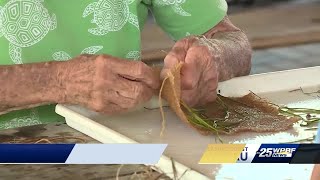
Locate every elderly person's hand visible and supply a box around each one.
[0,54,160,116]
[161,36,219,107]
[161,17,252,107]
[65,54,160,114]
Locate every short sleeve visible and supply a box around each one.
[150,0,228,40]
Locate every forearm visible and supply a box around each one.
[0,61,69,114]
[201,17,252,81]
[0,55,97,115]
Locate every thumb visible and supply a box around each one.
[181,59,200,90]
[160,53,180,80]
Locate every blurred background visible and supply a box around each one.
[141,0,320,74]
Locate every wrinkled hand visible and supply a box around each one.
[161,36,219,107]
[65,54,160,114]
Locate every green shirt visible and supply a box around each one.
[0,0,227,129]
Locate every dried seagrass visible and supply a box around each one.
[157,63,300,136]
[158,63,207,136]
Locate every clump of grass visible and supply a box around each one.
[159,86,320,142]
[250,90,320,127]
[180,99,240,143]
[279,107,320,127]
[181,92,320,142]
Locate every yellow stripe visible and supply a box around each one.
[199,144,246,164]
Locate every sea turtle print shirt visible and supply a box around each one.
[0,0,227,129]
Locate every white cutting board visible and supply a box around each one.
[56,66,320,180]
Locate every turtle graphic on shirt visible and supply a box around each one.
[125,50,140,60]
[154,0,191,16]
[0,0,57,64]
[52,46,104,61]
[83,0,139,36]
[0,109,40,129]
[53,46,140,61]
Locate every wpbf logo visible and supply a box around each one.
[257,147,297,157]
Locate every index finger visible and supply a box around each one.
[112,58,160,90]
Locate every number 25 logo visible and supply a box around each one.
[259,148,272,157]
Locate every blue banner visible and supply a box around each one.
[0,144,74,163]
[0,144,167,164]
